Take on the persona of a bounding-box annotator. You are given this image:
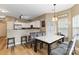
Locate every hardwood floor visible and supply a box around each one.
[0,37,79,55]
[0,37,47,55]
[0,43,48,55]
[0,37,6,50]
[0,37,57,55]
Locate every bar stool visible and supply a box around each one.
[21,36,27,48]
[27,35,35,48]
[7,37,15,53]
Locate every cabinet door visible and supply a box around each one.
[29,21,40,28]
[41,21,45,27]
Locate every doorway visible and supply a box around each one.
[0,20,7,50]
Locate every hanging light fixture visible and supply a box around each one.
[52,4,58,21]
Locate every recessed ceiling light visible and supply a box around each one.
[20,15,31,19]
[0,16,5,19]
[1,10,8,13]
[0,9,8,13]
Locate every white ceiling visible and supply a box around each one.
[0,4,74,19]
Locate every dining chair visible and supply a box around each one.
[36,32,46,49]
[27,35,35,48]
[26,32,37,48]
[50,41,72,55]
[50,36,77,55]
[69,34,78,55]
[57,32,65,43]
[29,32,45,49]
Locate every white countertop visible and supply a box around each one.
[35,35,64,43]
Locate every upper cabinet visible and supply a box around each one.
[30,21,40,28]
[41,20,45,27]
[14,20,41,29]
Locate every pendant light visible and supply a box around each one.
[52,4,57,21]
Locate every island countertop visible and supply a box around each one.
[14,27,40,30]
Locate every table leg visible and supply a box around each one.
[40,42,43,49]
[48,44,51,55]
[62,37,64,42]
[34,39,37,52]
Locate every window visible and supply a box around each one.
[46,20,57,35]
[58,17,68,38]
[72,15,79,37]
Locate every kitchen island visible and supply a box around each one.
[7,29,40,45]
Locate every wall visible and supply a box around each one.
[71,5,79,17]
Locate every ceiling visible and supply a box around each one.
[0,4,74,19]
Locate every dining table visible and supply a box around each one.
[34,34,64,55]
